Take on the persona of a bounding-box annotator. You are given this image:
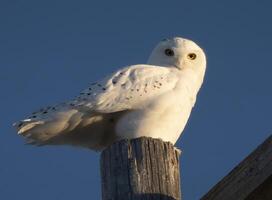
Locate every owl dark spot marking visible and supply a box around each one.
[112,81,117,84]
[161,77,164,79]
[43,111,48,114]
[126,97,130,100]
[140,94,142,96]
[70,103,75,106]
[18,122,24,127]
[162,38,169,41]
[131,89,134,91]
[121,83,126,87]
[102,87,106,91]
[97,84,102,87]
[52,107,56,110]
[137,89,139,92]
[87,93,91,95]
[80,92,85,95]
[145,83,148,87]
[32,115,37,118]
[120,72,124,75]
[159,83,162,86]
[89,88,92,90]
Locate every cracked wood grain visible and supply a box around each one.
[100,137,181,200]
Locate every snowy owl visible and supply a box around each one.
[14,37,206,150]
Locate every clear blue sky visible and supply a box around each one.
[1,0,272,199]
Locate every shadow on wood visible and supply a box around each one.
[245,175,272,200]
[100,137,181,200]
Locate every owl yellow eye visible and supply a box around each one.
[187,53,197,60]
[164,49,174,57]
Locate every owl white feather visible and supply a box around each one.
[14,37,206,150]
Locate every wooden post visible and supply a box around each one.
[100,137,181,200]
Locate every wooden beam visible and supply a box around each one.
[201,135,272,200]
[100,137,181,200]
[245,175,272,200]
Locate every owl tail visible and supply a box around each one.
[13,109,83,145]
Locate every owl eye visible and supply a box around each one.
[164,49,174,57]
[187,53,197,60]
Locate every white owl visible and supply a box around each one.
[14,37,206,150]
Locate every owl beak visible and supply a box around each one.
[174,59,183,70]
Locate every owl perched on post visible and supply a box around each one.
[14,37,206,151]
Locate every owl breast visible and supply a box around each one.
[115,86,194,144]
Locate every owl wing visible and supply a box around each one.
[73,64,179,113]
[13,64,179,148]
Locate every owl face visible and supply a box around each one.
[147,37,206,76]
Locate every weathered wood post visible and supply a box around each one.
[100,137,181,200]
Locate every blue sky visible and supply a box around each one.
[1,0,272,199]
